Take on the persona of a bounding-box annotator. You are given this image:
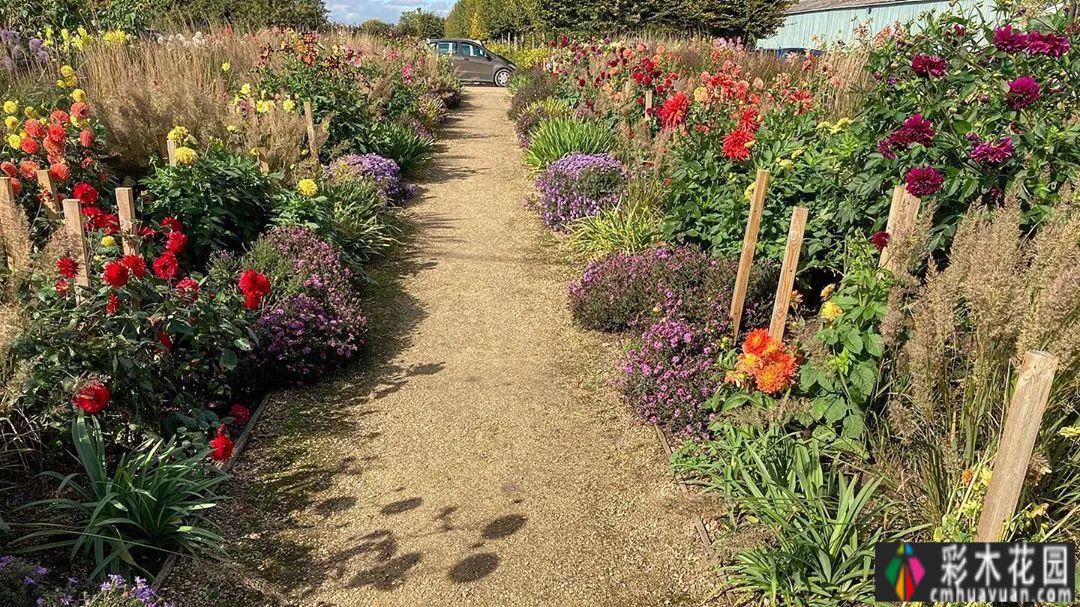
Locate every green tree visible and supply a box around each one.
[358,18,395,36]
[396,8,446,38]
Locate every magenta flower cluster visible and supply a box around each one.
[904,166,944,197]
[911,53,948,78]
[536,152,626,230]
[327,153,414,205]
[877,113,934,159]
[1006,75,1041,109]
[994,25,1071,57]
[967,134,1013,165]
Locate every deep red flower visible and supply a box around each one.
[157,331,173,352]
[73,182,99,204]
[911,54,948,78]
[209,426,233,462]
[165,231,187,254]
[228,403,251,426]
[57,256,78,279]
[657,92,690,129]
[102,261,129,288]
[1006,76,1040,109]
[238,269,270,298]
[0,161,15,178]
[73,381,110,414]
[905,166,944,197]
[56,278,71,295]
[869,231,891,252]
[121,254,147,278]
[46,121,66,143]
[105,293,120,314]
[993,25,1029,52]
[160,216,183,233]
[91,212,120,235]
[176,277,200,300]
[722,129,754,161]
[153,252,179,280]
[1025,30,1070,57]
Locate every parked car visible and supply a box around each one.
[426,38,516,87]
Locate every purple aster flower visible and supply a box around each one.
[535,153,626,230]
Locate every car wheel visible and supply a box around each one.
[494,69,511,87]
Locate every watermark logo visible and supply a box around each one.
[884,544,925,600]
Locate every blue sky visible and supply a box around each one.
[327,0,454,24]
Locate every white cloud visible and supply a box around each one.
[327,0,453,25]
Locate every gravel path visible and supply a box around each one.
[171,86,712,606]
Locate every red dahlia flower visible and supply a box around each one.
[73,381,110,414]
[20,137,40,155]
[0,162,15,177]
[24,119,46,139]
[102,261,129,288]
[229,403,251,425]
[18,161,38,179]
[73,182,99,204]
[869,231,891,252]
[175,277,200,300]
[993,25,1029,52]
[911,54,948,78]
[46,122,65,143]
[121,254,146,278]
[165,231,187,254]
[56,278,71,295]
[57,256,78,278]
[161,216,183,233]
[78,130,95,148]
[238,269,270,298]
[722,129,754,161]
[50,110,69,125]
[209,426,234,462]
[658,92,690,129]
[1025,31,1070,57]
[904,166,944,197]
[153,252,179,280]
[70,102,90,122]
[105,293,120,314]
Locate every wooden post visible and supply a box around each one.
[35,169,60,217]
[976,351,1060,541]
[879,185,921,274]
[166,139,178,167]
[730,169,770,338]
[115,187,137,255]
[644,89,653,113]
[767,206,809,342]
[0,178,17,268]
[303,100,318,159]
[61,198,90,289]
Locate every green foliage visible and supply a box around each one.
[142,145,275,266]
[508,65,558,120]
[523,117,617,170]
[357,19,395,36]
[365,121,434,177]
[797,239,890,454]
[674,426,886,606]
[532,0,792,39]
[158,0,328,29]
[445,0,538,39]
[396,9,446,39]
[569,177,662,257]
[17,415,226,581]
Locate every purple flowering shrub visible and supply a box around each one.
[241,226,367,385]
[536,152,626,230]
[859,1,1079,250]
[567,245,775,438]
[327,153,414,205]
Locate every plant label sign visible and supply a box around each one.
[875,542,1075,603]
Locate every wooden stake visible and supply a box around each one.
[644,89,653,113]
[730,169,770,338]
[976,351,1060,541]
[879,185,921,274]
[166,139,178,167]
[35,169,60,217]
[303,101,318,159]
[61,198,90,289]
[115,187,137,255]
[0,178,17,268]
[767,206,809,342]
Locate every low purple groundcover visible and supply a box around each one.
[536,152,625,230]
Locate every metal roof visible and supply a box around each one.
[786,0,948,15]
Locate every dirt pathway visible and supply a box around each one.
[172,86,711,606]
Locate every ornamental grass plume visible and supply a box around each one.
[889,198,1080,538]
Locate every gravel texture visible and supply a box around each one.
[168,86,713,606]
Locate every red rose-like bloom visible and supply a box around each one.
[57,256,78,278]
[1006,76,1040,110]
[46,122,66,143]
[911,54,948,78]
[722,128,755,161]
[0,162,15,177]
[105,293,120,314]
[229,403,251,426]
[102,261,129,288]
[209,426,234,462]
[160,216,184,233]
[50,110,69,125]
[176,277,200,300]
[18,160,39,179]
[78,130,95,148]
[73,381,110,414]
[121,254,147,278]
[56,278,71,295]
[869,230,891,252]
[165,231,187,254]
[658,92,690,129]
[73,182,99,204]
[24,119,46,139]
[238,269,271,298]
[20,137,40,155]
[153,252,179,280]
[70,102,90,122]
[905,166,944,197]
[92,213,120,235]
